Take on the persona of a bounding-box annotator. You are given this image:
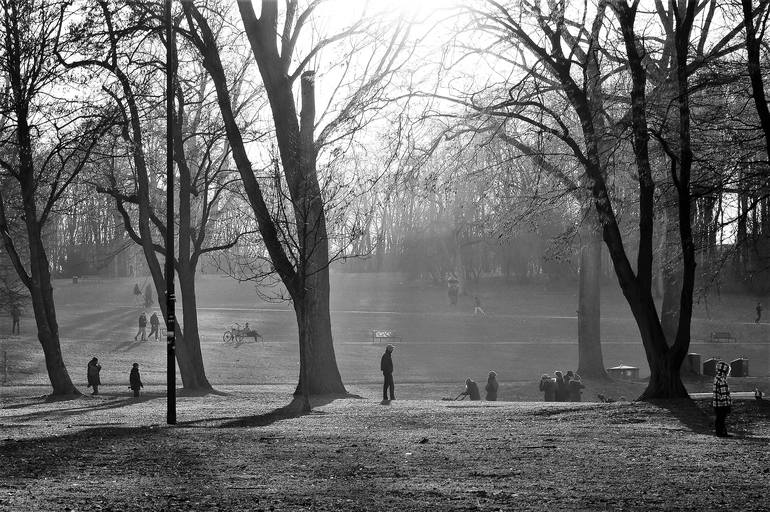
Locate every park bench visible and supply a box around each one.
[710,331,735,343]
[371,330,402,344]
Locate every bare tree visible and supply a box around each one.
[0,0,109,395]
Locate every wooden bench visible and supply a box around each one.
[371,330,402,344]
[710,331,735,343]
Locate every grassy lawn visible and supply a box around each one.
[0,273,768,398]
[1,274,769,510]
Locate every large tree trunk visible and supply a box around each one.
[177,264,212,390]
[27,235,78,395]
[577,217,606,378]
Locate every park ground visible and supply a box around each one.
[1,273,770,510]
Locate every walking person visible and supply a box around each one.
[129,363,143,397]
[713,361,732,437]
[485,371,499,401]
[755,302,762,324]
[87,357,102,395]
[381,344,395,401]
[473,296,486,316]
[148,312,160,341]
[10,304,20,334]
[134,311,147,341]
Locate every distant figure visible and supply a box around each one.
[756,302,762,324]
[148,312,160,341]
[713,361,732,437]
[243,322,261,341]
[10,304,20,334]
[381,344,395,401]
[134,312,147,341]
[485,371,499,401]
[461,378,481,400]
[447,275,459,306]
[539,374,557,402]
[568,373,585,402]
[754,387,764,401]
[87,357,102,395]
[473,296,486,316]
[129,363,143,397]
[554,371,568,402]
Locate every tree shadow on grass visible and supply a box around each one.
[3,393,166,421]
[177,393,360,429]
[650,399,713,435]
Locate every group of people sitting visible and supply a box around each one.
[539,370,585,402]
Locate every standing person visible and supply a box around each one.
[447,275,459,306]
[755,302,762,324]
[460,378,481,400]
[87,357,102,395]
[148,312,160,341]
[485,371,499,401]
[381,344,395,401]
[554,371,568,402]
[539,374,557,402]
[129,363,143,397]
[10,304,20,334]
[713,361,732,437]
[473,296,486,316]
[568,373,585,402]
[134,311,147,341]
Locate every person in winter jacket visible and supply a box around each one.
[539,374,557,402]
[568,374,585,402]
[461,378,481,400]
[554,371,568,402]
[134,312,147,341]
[381,344,395,401]
[87,357,102,395]
[485,371,499,401]
[129,363,143,397]
[713,361,732,437]
[148,312,160,341]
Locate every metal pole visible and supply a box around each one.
[165,0,176,425]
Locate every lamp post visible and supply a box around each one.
[165,0,176,425]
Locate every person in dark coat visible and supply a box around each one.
[568,373,585,402]
[87,357,102,395]
[381,344,395,401]
[554,371,568,402]
[539,374,557,402]
[485,371,499,401]
[10,304,20,334]
[129,363,143,397]
[134,312,147,341]
[148,312,160,341]
[461,378,481,400]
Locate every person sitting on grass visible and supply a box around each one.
[243,322,261,341]
[539,374,557,402]
[755,387,764,401]
[485,371,499,401]
[460,378,481,401]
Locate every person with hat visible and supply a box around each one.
[713,360,732,437]
[381,344,395,401]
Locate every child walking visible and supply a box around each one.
[713,361,732,437]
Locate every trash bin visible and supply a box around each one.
[682,353,701,375]
[730,357,749,377]
[702,358,718,377]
